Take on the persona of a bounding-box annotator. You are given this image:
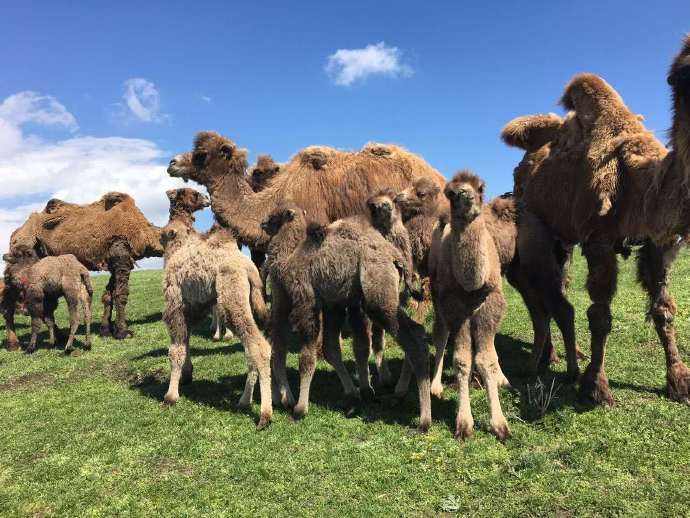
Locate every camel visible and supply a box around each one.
[429,171,511,440]
[166,132,447,256]
[160,188,272,428]
[500,36,690,405]
[3,247,92,354]
[261,203,432,431]
[6,192,163,346]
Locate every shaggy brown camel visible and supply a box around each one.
[7,192,163,345]
[3,247,92,354]
[429,171,511,440]
[166,132,447,255]
[161,188,272,428]
[500,36,690,405]
[261,203,432,431]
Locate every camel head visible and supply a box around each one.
[367,188,399,233]
[249,155,281,192]
[668,35,690,92]
[444,170,485,224]
[260,203,306,237]
[394,177,441,222]
[166,188,210,216]
[167,131,248,186]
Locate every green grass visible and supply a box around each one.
[1,249,689,517]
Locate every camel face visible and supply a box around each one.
[166,188,210,214]
[394,178,440,221]
[167,152,196,183]
[445,171,484,222]
[367,190,398,233]
[261,207,297,237]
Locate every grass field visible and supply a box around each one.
[1,249,689,517]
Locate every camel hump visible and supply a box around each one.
[560,73,624,112]
[298,147,332,170]
[101,192,130,210]
[362,142,393,157]
[490,196,517,222]
[501,113,563,152]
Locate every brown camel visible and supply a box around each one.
[429,171,511,440]
[3,247,92,354]
[166,132,447,255]
[6,192,163,346]
[161,188,272,428]
[261,203,432,431]
[500,36,690,405]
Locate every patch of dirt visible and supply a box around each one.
[152,457,194,478]
[103,361,166,388]
[0,372,56,392]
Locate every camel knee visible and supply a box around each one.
[650,294,676,326]
[587,303,612,336]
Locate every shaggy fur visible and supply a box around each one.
[167,132,448,253]
[429,171,511,441]
[249,155,282,193]
[160,189,272,428]
[501,36,690,405]
[3,248,92,354]
[7,192,164,343]
[261,203,432,431]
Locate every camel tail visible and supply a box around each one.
[80,270,93,298]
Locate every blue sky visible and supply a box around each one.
[0,1,689,262]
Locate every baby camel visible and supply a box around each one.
[161,188,272,429]
[3,247,92,354]
[262,202,432,431]
[429,171,511,441]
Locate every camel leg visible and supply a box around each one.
[63,296,80,354]
[109,241,134,340]
[42,297,59,348]
[219,272,272,429]
[269,285,295,408]
[163,291,191,405]
[81,286,92,350]
[321,307,358,401]
[579,241,617,406]
[370,323,392,387]
[430,315,450,398]
[100,274,115,337]
[347,305,376,401]
[211,304,221,341]
[637,241,690,403]
[472,293,510,441]
[450,321,474,440]
[3,287,21,351]
[25,289,45,354]
[291,289,321,420]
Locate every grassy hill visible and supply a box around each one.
[1,249,689,516]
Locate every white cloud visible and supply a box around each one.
[200,95,212,103]
[122,78,168,123]
[0,90,189,270]
[0,91,78,132]
[325,42,413,86]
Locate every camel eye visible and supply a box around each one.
[418,192,426,199]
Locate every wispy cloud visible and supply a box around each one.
[121,78,168,123]
[0,90,189,269]
[325,42,413,86]
[200,95,212,103]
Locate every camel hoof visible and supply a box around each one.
[454,421,474,441]
[256,414,271,431]
[292,403,307,421]
[575,347,588,361]
[162,394,178,407]
[236,399,251,410]
[430,382,444,398]
[6,341,20,352]
[113,329,134,340]
[99,326,112,338]
[24,346,36,355]
[667,362,690,404]
[579,366,614,406]
[180,373,193,386]
[280,392,296,410]
[490,422,511,443]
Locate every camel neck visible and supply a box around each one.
[672,92,690,174]
[206,173,274,249]
[167,209,195,230]
[449,215,491,292]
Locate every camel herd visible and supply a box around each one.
[1,36,689,440]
